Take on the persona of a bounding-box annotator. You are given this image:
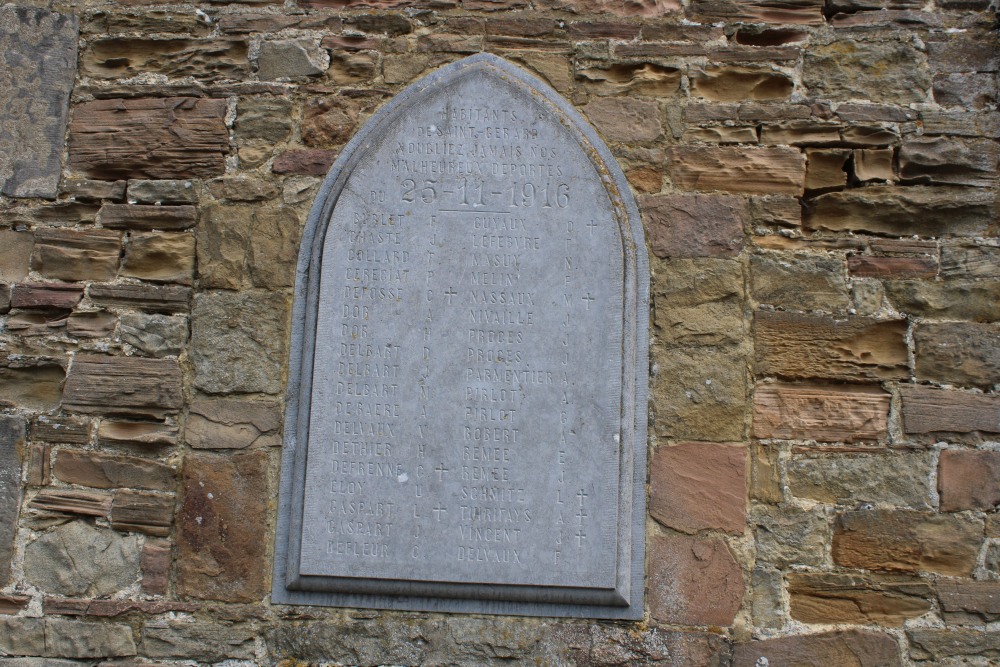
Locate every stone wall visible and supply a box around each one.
[0,0,997,663]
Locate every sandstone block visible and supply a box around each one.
[934,72,996,109]
[751,566,783,630]
[900,137,996,187]
[235,97,293,144]
[847,255,937,278]
[688,0,823,23]
[28,488,112,517]
[0,230,33,282]
[177,450,268,602]
[24,521,140,596]
[734,630,902,667]
[683,126,759,144]
[141,539,170,595]
[577,63,681,97]
[803,39,929,104]
[0,593,29,614]
[127,179,197,205]
[805,185,994,236]
[0,416,25,587]
[753,383,889,442]
[41,618,137,658]
[122,232,195,285]
[751,443,782,504]
[907,628,1000,662]
[788,451,933,508]
[30,416,89,445]
[272,149,338,176]
[97,204,197,231]
[750,251,849,312]
[69,98,228,179]
[754,506,828,568]
[83,38,248,80]
[111,490,175,536]
[763,122,843,146]
[186,399,282,449]
[249,207,301,288]
[941,244,1000,278]
[936,579,1000,625]
[804,149,849,191]
[690,66,792,102]
[30,228,121,282]
[302,97,361,148]
[582,98,662,143]
[98,420,178,448]
[60,177,126,202]
[207,176,280,202]
[901,385,1000,436]
[788,573,932,626]
[854,148,894,182]
[938,449,1000,512]
[62,354,183,417]
[647,532,743,627]
[66,310,117,339]
[120,312,188,357]
[649,442,746,535]
[884,279,1000,321]
[0,357,65,411]
[88,284,191,313]
[53,449,174,491]
[328,51,378,84]
[914,322,1000,389]
[640,194,746,259]
[651,345,748,441]
[668,146,805,194]
[10,283,83,310]
[191,291,288,395]
[755,310,908,381]
[0,6,78,199]
[257,38,326,80]
[833,509,982,576]
[140,623,258,661]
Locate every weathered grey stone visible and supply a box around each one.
[43,618,137,658]
[140,623,255,661]
[751,565,784,630]
[24,521,140,596]
[127,179,197,204]
[235,96,294,143]
[751,251,849,313]
[0,229,33,282]
[185,398,282,449]
[803,39,929,104]
[120,312,188,357]
[907,628,1000,662]
[787,452,933,508]
[754,506,828,568]
[256,38,326,80]
[191,290,288,394]
[0,6,78,198]
[900,137,997,187]
[0,416,25,587]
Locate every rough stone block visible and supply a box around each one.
[257,38,326,80]
[804,185,994,237]
[668,146,805,194]
[754,311,908,381]
[688,0,823,23]
[111,490,175,536]
[0,416,25,587]
[29,228,121,282]
[938,449,1000,512]
[804,149,849,191]
[271,149,338,176]
[647,532,743,627]
[803,39,929,104]
[750,251,849,312]
[901,385,1000,436]
[177,450,268,602]
[734,630,902,667]
[97,204,197,231]
[853,148,894,182]
[937,580,1000,624]
[788,573,931,627]
[0,6,78,198]
[754,506,828,568]
[141,538,170,595]
[753,383,889,442]
[98,420,178,448]
[833,510,982,576]
[847,255,937,278]
[0,357,65,411]
[934,72,996,109]
[302,97,361,148]
[640,194,746,259]
[88,284,191,313]
[788,451,933,508]
[649,442,746,535]
[24,521,140,597]
[0,230,33,282]
[690,66,792,102]
[10,283,83,310]
[185,399,282,449]
[191,291,288,395]
[83,38,248,80]
[120,312,188,357]
[582,97,662,143]
[941,244,1000,278]
[53,449,174,491]
[900,137,997,187]
[577,62,680,97]
[884,279,1000,321]
[69,98,228,179]
[139,623,258,661]
[62,355,183,417]
[907,628,1000,662]
[66,310,117,339]
[28,488,112,517]
[122,232,195,285]
[914,322,1000,389]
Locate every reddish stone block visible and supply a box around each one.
[647,532,743,627]
[176,450,268,602]
[62,355,183,418]
[668,146,805,195]
[848,255,938,278]
[939,450,1000,511]
[901,385,1000,435]
[582,97,662,143]
[141,538,171,596]
[833,510,982,577]
[734,630,902,667]
[272,149,338,176]
[752,383,889,442]
[649,442,746,535]
[639,194,746,259]
[10,283,84,310]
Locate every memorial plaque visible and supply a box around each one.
[273,54,649,619]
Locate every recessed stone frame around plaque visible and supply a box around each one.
[272,53,649,620]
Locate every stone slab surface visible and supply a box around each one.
[274,53,648,619]
[0,6,78,198]
[0,416,25,586]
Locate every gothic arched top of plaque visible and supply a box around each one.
[273,53,649,620]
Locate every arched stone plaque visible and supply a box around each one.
[273,53,649,619]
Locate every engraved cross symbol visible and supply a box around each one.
[581,293,595,310]
[434,463,450,480]
[444,287,458,304]
[577,489,589,506]
[587,220,598,235]
[576,508,588,524]
[575,530,587,546]
[432,504,447,521]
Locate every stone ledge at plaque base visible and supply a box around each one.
[272,53,650,620]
